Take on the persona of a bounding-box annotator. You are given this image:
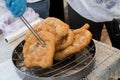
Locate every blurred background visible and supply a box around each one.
[0,0,112,46]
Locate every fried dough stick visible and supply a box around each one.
[23,31,55,68]
[54,29,92,60]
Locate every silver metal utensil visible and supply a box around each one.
[20,16,46,46]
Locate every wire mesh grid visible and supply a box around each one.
[12,40,95,79]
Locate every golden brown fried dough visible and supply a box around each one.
[25,22,58,41]
[54,29,92,60]
[73,23,90,34]
[23,31,55,68]
[23,17,92,68]
[25,24,39,41]
[81,23,90,29]
[56,29,74,51]
[44,17,69,44]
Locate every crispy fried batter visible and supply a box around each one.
[81,23,89,29]
[25,17,70,46]
[25,23,42,41]
[73,23,90,34]
[23,17,92,68]
[54,29,92,60]
[56,29,74,51]
[44,17,69,45]
[23,31,55,68]
[25,22,56,40]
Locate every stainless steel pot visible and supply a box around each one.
[12,40,96,80]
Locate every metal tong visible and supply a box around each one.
[20,16,46,46]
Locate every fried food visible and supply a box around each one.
[54,29,92,60]
[56,29,74,51]
[81,23,89,29]
[25,24,39,41]
[23,31,55,68]
[25,17,70,46]
[44,17,69,45]
[25,22,56,40]
[23,17,92,68]
[73,23,90,34]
